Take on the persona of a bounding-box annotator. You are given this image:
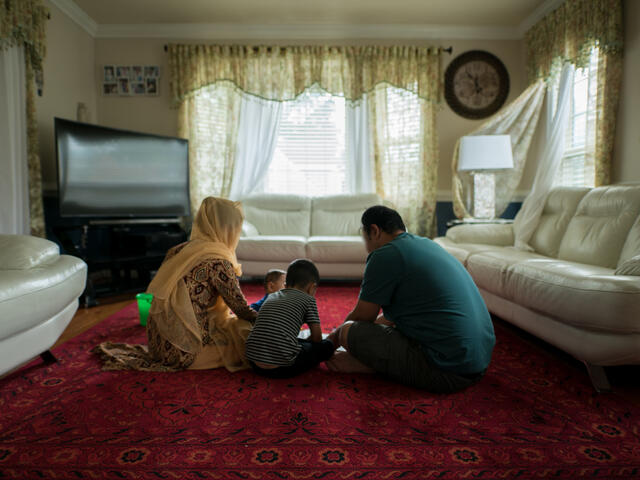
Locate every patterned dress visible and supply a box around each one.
[94,243,257,371]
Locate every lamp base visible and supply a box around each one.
[472,172,496,219]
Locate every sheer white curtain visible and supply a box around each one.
[346,94,374,194]
[0,45,29,235]
[228,93,282,200]
[514,63,575,250]
[451,80,547,219]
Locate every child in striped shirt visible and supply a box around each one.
[245,259,335,378]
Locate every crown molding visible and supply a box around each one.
[517,0,564,37]
[94,23,521,41]
[49,0,98,36]
[49,0,561,41]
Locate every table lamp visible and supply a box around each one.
[458,135,514,219]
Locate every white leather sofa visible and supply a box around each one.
[435,185,640,391]
[237,193,381,278]
[0,235,87,376]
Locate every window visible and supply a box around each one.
[554,47,599,187]
[262,86,347,196]
[375,84,422,208]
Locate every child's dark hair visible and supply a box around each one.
[286,259,320,288]
[264,269,285,289]
[361,205,406,236]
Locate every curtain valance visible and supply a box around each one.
[168,44,442,106]
[1,0,48,92]
[525,0,623,81]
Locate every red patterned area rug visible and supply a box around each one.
[1,283,639,479]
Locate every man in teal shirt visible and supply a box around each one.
[327,206,495,393]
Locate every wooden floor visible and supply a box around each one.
[51,294,640,406]
[53,295,136,349]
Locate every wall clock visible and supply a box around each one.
[444,50,509,120]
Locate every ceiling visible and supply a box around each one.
[72,0,547,27]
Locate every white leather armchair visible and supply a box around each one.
[0,235,87,376]
[435,185,640,391]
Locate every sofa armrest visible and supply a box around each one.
[446,223,514,246]
[241,221,259,237]
[0,235,60,270]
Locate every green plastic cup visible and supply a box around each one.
[136,293,153,326]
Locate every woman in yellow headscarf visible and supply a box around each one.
[93,197,257,372]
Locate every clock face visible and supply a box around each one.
[445,51,509,119]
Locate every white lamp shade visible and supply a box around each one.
[458,135,514,171]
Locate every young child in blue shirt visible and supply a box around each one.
[250,269,285,312]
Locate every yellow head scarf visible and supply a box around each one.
[147,197,244,355]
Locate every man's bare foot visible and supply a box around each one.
[326,351,375,374]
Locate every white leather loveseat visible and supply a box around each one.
[237,193,381,279]
[435,185,640,391]
[0,235,87,376]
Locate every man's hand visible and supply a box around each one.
[344,299,380,324]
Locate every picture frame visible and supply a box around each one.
[103,65,160,97]
[116,66,130,79]
[118,78,130,96]
[103,83,118,96]
[131,82,146,95]
[103,65,115,82]
[130,65,144,82]
[145,77,158,96]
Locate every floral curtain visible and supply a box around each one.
[369,84,439,236]
[168,45,442,234]
[525,0,623,186]
[1,0,48,237]
[178,81,241,212]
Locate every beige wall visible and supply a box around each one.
[612,0,640,183]
[94,39,176,138]
[93,37,526,199]
[36,0,97,192]
[437,39,526,196]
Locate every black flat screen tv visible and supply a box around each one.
[55,118,190,218]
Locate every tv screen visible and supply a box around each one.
[55,118,190,218]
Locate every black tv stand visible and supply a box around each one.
[89,218,182,226]
[53,219,188,307]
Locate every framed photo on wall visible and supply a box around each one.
[103,65,160,97]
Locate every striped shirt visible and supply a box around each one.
[245,288,320,366]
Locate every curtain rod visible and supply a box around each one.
[163,44,453,54]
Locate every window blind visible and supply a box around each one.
[262,87,347,196]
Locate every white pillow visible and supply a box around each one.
[615,254,640,276]
[241,221,259,237]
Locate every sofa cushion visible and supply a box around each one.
[237,236,307,262]
[557,185,640,268]
[445,223,514,246]
[434,237,507,266]
[466,248,547,295]
[503,259,640,334]
[241,194,311,236]
[241,221,259,237]
[528,187,590,258]
[619,214,640,267]
[306,236,368,263]
[0,235,60,270]
[311,194,381,236]
[0,255,87,339]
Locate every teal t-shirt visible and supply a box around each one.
[359,232,495,375]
